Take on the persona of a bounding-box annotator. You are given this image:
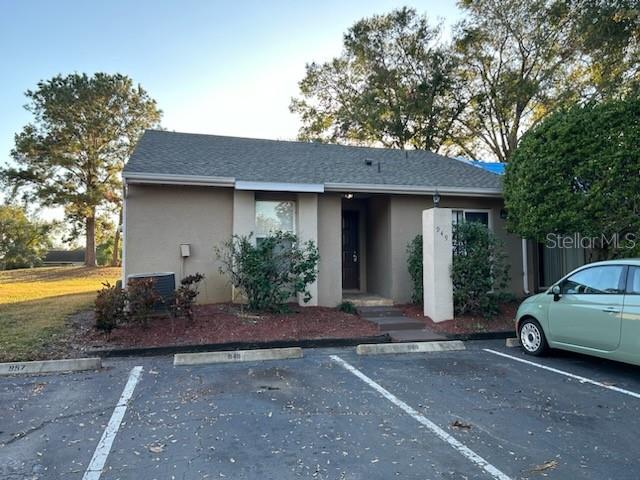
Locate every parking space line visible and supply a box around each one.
[483,349,640,400]
[330,355,511,480]
[82,366,143,480]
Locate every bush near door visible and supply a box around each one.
[451,222,510,318]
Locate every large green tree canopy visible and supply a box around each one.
[451,0,578,162]
[290,7,464,151]
[0,204,53,270]
[504,97,640,258]
[292,2,639,161]
[2,73,161,266]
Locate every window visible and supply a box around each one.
[561,265,625,294]
[255,200,296,238]
[626,267,640,294]
[538,242,585,288]
[452,210,490,228]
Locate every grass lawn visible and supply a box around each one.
[0,266,121,362]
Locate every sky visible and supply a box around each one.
[0,0,462,222]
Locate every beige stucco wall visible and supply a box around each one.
[366,195,392,298]
[297,193,319,306]
[317,193,342,307]
[388,194,526,303]
[124,184,233,303]
[124,184,528,308]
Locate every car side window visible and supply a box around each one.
[626,267,640,294]
[561,266,624,294]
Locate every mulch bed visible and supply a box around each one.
[399,303,517,335]
[81,303,379,350]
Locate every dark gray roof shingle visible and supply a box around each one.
[124,130,502,191]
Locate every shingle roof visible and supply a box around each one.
[124,130,502,191]
[43,249,85,264]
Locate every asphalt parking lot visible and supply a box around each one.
[2,340,639,480]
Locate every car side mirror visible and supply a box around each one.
[551,284,561,302]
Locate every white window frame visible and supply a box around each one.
[255,199,297,239]
[451,208,493,230]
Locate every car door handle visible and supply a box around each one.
[602,307,620,313]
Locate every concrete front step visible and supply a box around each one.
[365,317,427,332]
[388,329,446,342]
[344,295,394,307]
[356,306,402,317]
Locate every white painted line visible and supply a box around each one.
[330,355,511,480]
[82,366,143,480]
[174,347,303,365]
[483,348,640,400]
[356,340,465,355]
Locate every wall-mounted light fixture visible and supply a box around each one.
[344,193,354,200]
[433,190,441,207]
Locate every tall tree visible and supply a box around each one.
[0,204,53,270]
[290,7,464,151]
[2,73,161,266]
[450,0,577,162]
[566,0,640,99]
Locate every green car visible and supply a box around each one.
[515,259,640,366]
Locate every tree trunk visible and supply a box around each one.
[111,207,122,266]
[85,214,97,267]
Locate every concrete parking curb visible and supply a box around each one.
[356,340,465,355]
[0,357,101,376]
[174,347,304,366]
[88,334,391,358]
[505,337,520,347]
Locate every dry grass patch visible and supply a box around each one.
[0,266,120,361]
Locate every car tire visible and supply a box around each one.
[518,318,548,356]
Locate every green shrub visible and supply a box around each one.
[337,301,357,314]
[127,277,160,328]
[451,222,510,318]
[94,282,127,336]
[169,273,205,322]
[215,231,320,313]
[406,234,423,304]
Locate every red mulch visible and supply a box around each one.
[83,303,380,349]
[399,303,517,335]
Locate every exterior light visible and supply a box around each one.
[433,191,441,207]
[344,193,354,199]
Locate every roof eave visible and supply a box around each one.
[123,172,235,187]
[324,183,503,197]
[122,173,502,197]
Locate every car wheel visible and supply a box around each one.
[519,318,548,356]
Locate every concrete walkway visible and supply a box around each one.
[357,306,446,342]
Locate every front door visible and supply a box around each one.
[342,211,360,290]
[548,264,625,351]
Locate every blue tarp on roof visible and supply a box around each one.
[471,161,505,175]
[456,157,505,175]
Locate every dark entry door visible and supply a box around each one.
[342,211,360,289]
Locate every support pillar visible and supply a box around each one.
[423,208,453,322]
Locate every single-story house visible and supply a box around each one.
[122,130,586,307]
[43,249,85,266]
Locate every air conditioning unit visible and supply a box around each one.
[127,272,176,310]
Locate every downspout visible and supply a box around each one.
[521,238,530,295]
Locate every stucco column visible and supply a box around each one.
[297,193,319,306]
[232,190,255,239]
[423,208,453,322]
